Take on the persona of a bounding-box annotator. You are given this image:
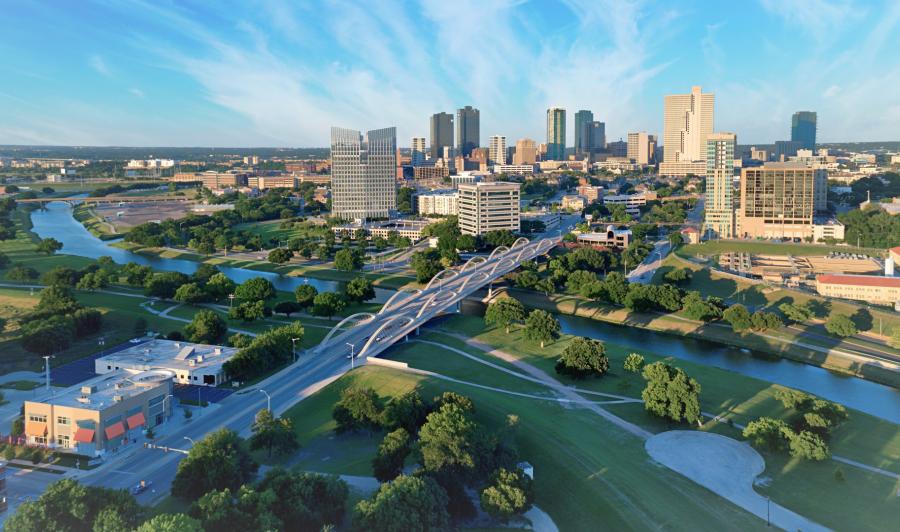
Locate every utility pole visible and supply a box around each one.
[347,342,356,369]
[42,355,51,393]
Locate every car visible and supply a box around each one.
[130,480,152,495]
[129,338,143,344]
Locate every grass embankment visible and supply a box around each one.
[72,204,120,240]
[678,239,887,259]
[0,380,41,390]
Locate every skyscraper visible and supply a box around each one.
[704,132,737,239]
[586,121,605,155]
[791,111,817,151]
[330,126,397,222]
[430,112,454,159]
[627,132,653,165]
[739,163,825,239]
[574,110,593,155]
[489,135,507,165]
[456,106,480,157]
[513,138,537,165]
[546,107,566,161]
[411,137,426,166]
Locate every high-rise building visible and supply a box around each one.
[458,181,521,235]
[330,126,397,221]
[489,135,507,165]
[738,163,826,239]
[791,111,817,151]
[456,106,480,157]
[661,86,714,175]
[546,107,566,161]
[704,133,737,238]
[513,138,537,165]
[411,137,426,166]
[607,140,628,158]
[430,112,454,159]
[586,121,606,155]
[574,110,593,155]
[627,132,655,165]
[774,140,803,161]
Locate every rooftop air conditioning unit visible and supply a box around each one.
[188,360,196,367]
[77,396,91,404]
[81,385,97,395]
[113,395,124,403]
[196,355,203,363]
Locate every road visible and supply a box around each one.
[627,240,671,284]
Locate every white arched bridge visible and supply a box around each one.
[315,236,558,361]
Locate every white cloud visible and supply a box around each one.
[823,85,841,98]
[89,54,111,77]
[129,88,145,98]
[759,0,862,43]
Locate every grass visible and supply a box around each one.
[72,204,120,240]
[678,239,887,258]
[233,218,329,241]
[0,380,41,390]
[5,462,66,474]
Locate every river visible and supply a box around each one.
[32,201,900,423]
[29,201,393,302]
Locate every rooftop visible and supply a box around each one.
[96,339,236,373]
[817,274,900,288]
[33,369,171,410]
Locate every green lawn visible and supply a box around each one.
[679,239,886,258]
[0,380,41,390]
[233,219,329,241]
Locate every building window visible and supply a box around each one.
[57,416,70,425]
[107,365,112,370]
[28,414,47,423]
[34,436,47,445]
[57,435,71,448]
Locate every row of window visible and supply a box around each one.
[28,414,70,425]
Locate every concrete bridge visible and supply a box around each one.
[316,236,559,360]
[18,195,196,206]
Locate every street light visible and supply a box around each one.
[228,293,235,308]
[346,342,356,369]
[259,389,271,412]
[291,338,300,362]
[184,436,195,446]
[163,394,175,420]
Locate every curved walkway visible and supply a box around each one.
[646,431,829,532]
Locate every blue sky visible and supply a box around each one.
[1,0,898,147]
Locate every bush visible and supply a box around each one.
[555,337,609,379]
[623,353,644,373]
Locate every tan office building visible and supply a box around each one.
[171,171,248,189]
[704,133,737,238]
[815,274,900,306]
[627,132,654,165]
[247,175,298,190]
[458,181,521,235]
[738,163,826,239]
[24,370,172,456]
[513,138,537,165]
[489,135,507,165]
[663,86,715,164]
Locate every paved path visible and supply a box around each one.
[0,371,42,384]
[646,431,829,532]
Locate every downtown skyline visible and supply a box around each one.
[1,0,899,147]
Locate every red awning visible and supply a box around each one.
[74,428,95,443]
[25,422,47,437]
[126,412,146,430]
[104,422,125,440]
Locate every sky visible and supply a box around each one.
[1,0,899,148]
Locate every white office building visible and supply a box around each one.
[331,126,397,222]
[489,135,507,165]
[458,181,521,235]
[417,190,459,216]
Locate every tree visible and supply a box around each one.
[311,291,345,319]
[332,386,383,433]
[623,353,644,373]
[523,309,560,348]
[667,231,684,247]
[381,390,430,433]
[410,249,442,283]
[789,430,830,461]
[680,291,722,322]
[41,266,80,287]
[205,273,237,301]
[480,467,535,523]
[353,475,450,532]
[0,251,9,269]
[71,308,102,337]
[5,479,143,532]
[185,310,228,344]
[742,417,792,451]
[723,304,752,332]
[294,284,318,309]
[75,271,108,291]
[334,248,363,272]
[234,277,276,302]
[36,284,82,314]
[122,263,153,286]
[258,469,349,530]
[641,362,702,424]
[135,514,202,532]
[345,277,376,303]
[192,485,279,531]
[273,300,302,317]
[750,311,783,331]
[6,265,39,281]
[663,268,692,286]
[250,408,300,458]
[145,272,190,299]
[229,300,267,322]
[484,298,526,334]
[418,402,487,482]
[268,247,293,264]
[555,337,609,379]
[825,313,858,337]
[36,237,63,255]
[778,302,814,324]
[174,282,209,305]
[372,428,411,482]
[21,316,74,355]
[171,428,258,500]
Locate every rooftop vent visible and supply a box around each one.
[80,385,97,395]
[77,396,91,404]
[113,395,124,402]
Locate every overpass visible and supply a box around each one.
[18,195,196,205]
[316,236,559,360]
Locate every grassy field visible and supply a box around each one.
[1,210,96,274]
[0,380,41,390]
[233,218,329,241]
[72,204,120,240]
[679,239,887,258]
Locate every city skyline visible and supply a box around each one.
[1,1,899,147]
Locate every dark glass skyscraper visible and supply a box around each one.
[791,111,817,151]
[574,110,593,155]
[430,112,454,159]
[456,106,480,157]
[546,107,566,161]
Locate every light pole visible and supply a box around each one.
[346,342,356,369]
[291,338,300,362]
[184,436,195,446]
[228,293,235,308]
[42,355,52,393]
[259,389,271,412]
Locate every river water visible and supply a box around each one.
[31,201,900,423]
[29,201,392,302]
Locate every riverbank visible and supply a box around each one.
[506,287,900,389]
[72,204,120,240]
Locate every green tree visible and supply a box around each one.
[345,277,376,303]
[334,248,364,272]
[268,247,293,264]
[332,386,383,433]
[5,479,143,532]
[722,304,752,332]
[258,469,349,530]
[173,282,209,305]
[135,514,202,532]
[250,408,300,458]
[228,300,267,322]
[623,353,644,373]
[641,362,702,424]
[480,467,535,523]
[410,249,442,283]
[36,237,63,255]
[273,300,302,317]
[742,417,792,451]
[6,265,39,281]
[555,337,609,379]
[21,316,74,355]
[41,266,80,287]
[36,284,82,314]
[825,313,858,337]
[789,430,830,461]
[185,309,228,344]
[234,277,276,302]
[680,291,722,322]
[484,298,526,334]
[372,428,411,482]
[381,390,429,433]
[667,231,684,247]
[750,310,783,331]
[205,273,237,301]
[778,302,814,324]
[353,475,450,532]
[145,271,191,299]
[418,402,487,482]
[663,268,692,285]
[311,291,346,319]
[294,284,318,309]
[192,485,279,531]
[171,428,258,500]
[523,309,560,348]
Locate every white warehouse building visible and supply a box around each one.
[95,340,238,387]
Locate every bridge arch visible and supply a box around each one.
[487,246,510,261]
[319,312,376,350]
[358,315,415,358]
[461,255,487,272]
[378,287,422,315]
[489,257,518,278]
[459,271,489,293]
[424,269,459,291]
[511,237,530,249]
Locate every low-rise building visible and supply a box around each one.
[95,339,237,387]
[603,191,657,215]
[815,274,900,306]
[493,164,536,175]
[680,227,700,244]
[417,190,459,216]
[332,219,429,241]
[458,181,521,236]
[561,195,587,211]
[574,225,632,249]
[521,210,560,231]
[171,171,248,189]
[658,161,707,177]
[575,185,603,203]
[24,370,173,455]
[248,175,298,190]
[811,217,845,242]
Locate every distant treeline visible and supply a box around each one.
[0,146,330,160]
